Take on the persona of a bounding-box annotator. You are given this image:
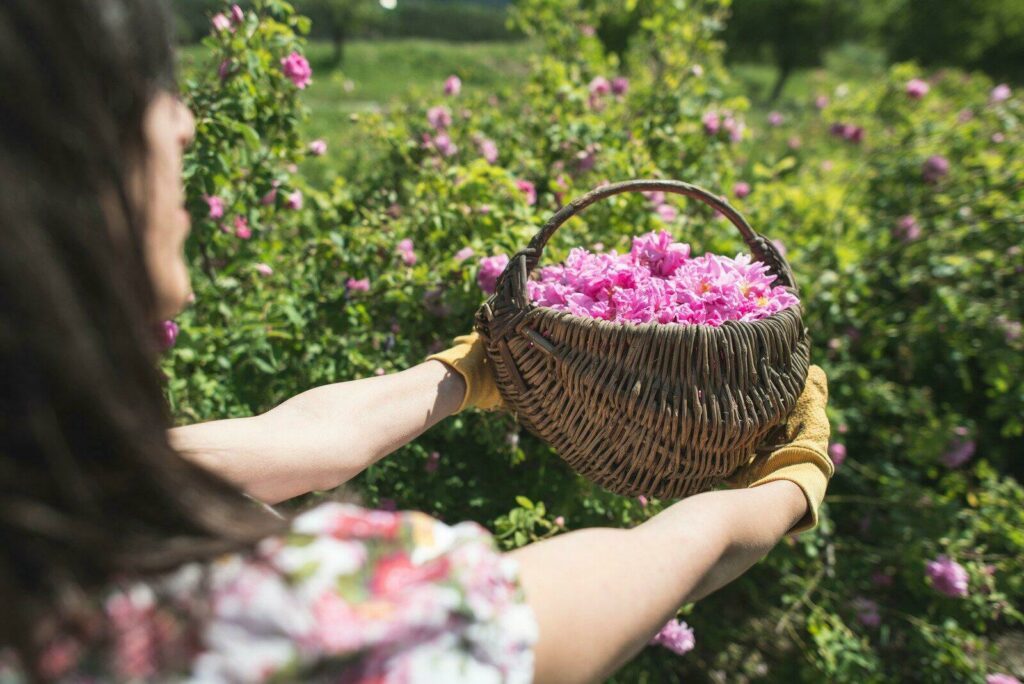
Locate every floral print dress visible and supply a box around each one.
[0,502,539,683]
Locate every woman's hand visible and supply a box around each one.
[426,331,505,413]
[721,363,835,535]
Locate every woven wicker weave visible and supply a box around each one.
[473,179,811,499]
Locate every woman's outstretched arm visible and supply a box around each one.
[510,479,808,684]
[169,360,464,504]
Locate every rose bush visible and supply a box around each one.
[166,1,1023,681]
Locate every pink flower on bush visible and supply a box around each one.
[787,135,802,149]
[649,619,695,655]
[989,83,1011,104]
[894,214,921,242]
[205,195,225,219]
[828,442,846,466]
[218,59,232,81]
[478,137,498,163]
[942,428,975,468]
[906,78,930,99]
[477,254,510,294]
[637,495,648,508]
[814,94,829,109]
[642,190,666,206]
[516,179,537,206]
[444,75,462,96]
[733,182,751,199]
[230,4,244,25]
[255,263,273,277]
[702,111,720,135]
[655,203,678,222]
[261,181,280,206]
[767,111,784,127]
[922,155,950,183]
[308,139,327,156]
[286,190,303,210]
[432,132,458,157]
[346,277,370,292]
[589,76,611,96]
[157,320,179,350]
[425,451,441,473]
[454,246,475,263]
[554,516,565,527]
[851,596,881,627]
[234,215,251,239]
[611,76,629,96]
[396,238,417,266]
[211,13,231,32]
[427,105,452,130]
[987,675,1022,684]
[926,554,969,597]
[280,52,312,89]
[771,239,787,258]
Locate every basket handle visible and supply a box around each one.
[496,179,799,307]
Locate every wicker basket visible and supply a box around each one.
[473,179,811,499]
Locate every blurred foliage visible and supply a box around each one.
[172,0,1024,681]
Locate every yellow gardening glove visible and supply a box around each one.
[425,331,506,413]
[721,364,836,535]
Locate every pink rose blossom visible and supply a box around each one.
[733,182,751,199]
[286,190,303,210]
[157,320,179,350]
[787,135,802,149]
[815,94,829,109]
[477,254,510,294]
[255,263,273,277]
[346,277,370,292]
[589,76,611,96]
[642,190,666,206]
[925,554,969,597]
[637,495,648,508]
[432,132,458,157]
[516,179,537,206]
[992,132,1005,143]
[525,231,798,326]
[942,430,976,468]
[987,675,1022,684]
[396,238,417,266]
[922,155,950,183]
[611,76,629,96]
[205,195,225,219]
[655,203,678,222]
[702,111,720,135]
[230,4,244,25]
[768,110,784,127]
[280,52,312,89]
[580,24,595,37]
[828,442,846,466]
[308,139,327,156]
[234,215,251,239]
[261,181,280,206]
[478,137,499,163]
[906,78,930,99]
[989,83,1011,104]
[894,214,921,242]
[374,367,385,376]
[454,246,475,263]
[851,596,881,627]
[554,516,565,527]
[649,619,695,655]
[211,13,231,32]
[444,75,462,96]
[425,450,440,473]
[427,105,452,130]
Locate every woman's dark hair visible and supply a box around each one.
[0,0,286,676]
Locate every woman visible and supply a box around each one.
[0,0,835,681]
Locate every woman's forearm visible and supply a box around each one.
[510,480,807,684]
[169,360,465,504]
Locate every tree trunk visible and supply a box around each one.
[769,62,792,103]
